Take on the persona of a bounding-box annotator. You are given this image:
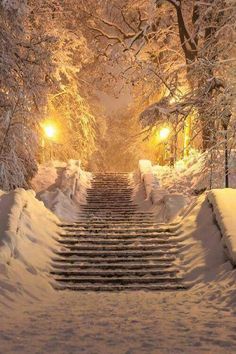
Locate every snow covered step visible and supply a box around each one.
[86,191,133,194]
[78,211,154,215]
[91,184,130,187]
[51,269,179,277]
[52,256,177,264]
[86,198,133,202]
[83,202,138,206]
[75,219,156,223]
[60,228,180,235]
[75,218,156,222]
[76,213,155,217]
[63,231,180,237]
[57,239,180,246]
[59,232,180,239]
[90,187,131,189]
[55,250,179,258]
[51,262,174,270]
[54,284,187,291]
[86,198,133,201]
[60,225,179,232]
[61,223,178,228]
[59,244,181,252]
[61,223,169,228]
[81,206,138,210]
[54,276,183,285]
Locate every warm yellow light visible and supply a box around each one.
[159,127,171,140]
[42,121,58,140]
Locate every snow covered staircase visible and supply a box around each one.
[51,173,185,291]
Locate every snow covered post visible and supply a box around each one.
[221,112,231,188]
[139,160,159,203]
[61,160,81,199]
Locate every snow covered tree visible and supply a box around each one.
[0,1,55,190]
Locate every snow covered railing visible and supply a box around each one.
[139,160,160,204]
[60,160,81,199]
[208,189,236,265]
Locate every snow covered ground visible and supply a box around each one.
[0,156,236,354]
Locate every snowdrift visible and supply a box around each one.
[139,151,236,222]
[208,189,236,265]
[0,188,59,310]
[32,160,92,222]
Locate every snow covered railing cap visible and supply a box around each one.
[139,160,153,175]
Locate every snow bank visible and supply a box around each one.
[138,150,236,222]
[31,160,66,193]
[179,195,226,283]
[0,188,59,264]
[37,160,92,221]
[208,189,236,265]
[153,150,236,196]
[178,194,235,309]
[138,159,187,221]
[0,188,59,308]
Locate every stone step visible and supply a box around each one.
[76,218,155,221]
[75,218,155,221]
[59,233,180,239]
[88,187,132,190]
[76,213,154,216]
[86,192,133,195]
[54,276,183,285]
[81,205,138,209]
[58,221,180,228]
[76,212,154,215]
[90,184,130,187]
[60,227,179,234]
[51,262,174,270]
[59,243,181,252]
[84,201,137,205]
[55,249,179,257]
[51,269,179,277]
[61,227,181,234]
[52,256,176,264]
[86,197,133,204]
[58,239,180,246]
[54,283,186,291]
[86,197,132,200]
[61,223,176,229]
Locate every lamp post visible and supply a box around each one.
[159,127,171,164]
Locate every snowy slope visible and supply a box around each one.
[0,189,59,311]
[208,189,236,265]
[139,151,236,224]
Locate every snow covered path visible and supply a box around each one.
[2,290,236,354]
[1,162,236,353]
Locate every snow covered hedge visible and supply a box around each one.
[208,189,236,265]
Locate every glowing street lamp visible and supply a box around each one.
[159,127,171,141]
[42,121,58,140]
[41,121,58,161]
